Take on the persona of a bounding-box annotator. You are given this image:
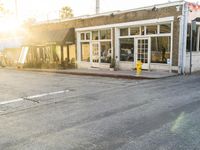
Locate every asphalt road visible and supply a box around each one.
[0,68,200,150]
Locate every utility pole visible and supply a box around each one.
[96,0,100,14]
[190,21,193,74]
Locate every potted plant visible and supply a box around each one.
[110,58,115,71]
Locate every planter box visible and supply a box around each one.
[110,68,114,71]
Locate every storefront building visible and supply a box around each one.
[20,1,200,73]
[76,17,173,71]
[75,1,182,72]
[22,28,76,68]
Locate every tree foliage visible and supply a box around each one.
[0,3,10,17]
[0,3,4,12]
[59,6,73,19]
[0,3,5,15]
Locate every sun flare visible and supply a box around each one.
[0,17,21,33]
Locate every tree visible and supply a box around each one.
[59,6,73,19]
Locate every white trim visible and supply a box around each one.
[170,21,174,72]
[115,28,120,62]
[91,41,100,67]
[75,16,174,32]
[135,37,151,70]
[158,24,160,34]
[148,38,151,71]
[78,28,113,68]
[111,28,114,60]
[77,32,81,63]
[118,34,172,38]
[89,32,93,64]
[197,27,200,52]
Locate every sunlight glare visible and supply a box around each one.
[0,17,21,33]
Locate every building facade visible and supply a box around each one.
[19,1,200,73]
[74,2,183,72]
[22,28,76,68]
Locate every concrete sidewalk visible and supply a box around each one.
[11,68,178,79]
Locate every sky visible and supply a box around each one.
[0,0,200,22]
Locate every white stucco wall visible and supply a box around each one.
[118,61,176,72]
[77,62,110,69]
[186,52,200,72]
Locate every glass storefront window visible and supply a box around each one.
[79,29,112,64]
[141,26,145,35]
[100,42,111,63]
[81,42,90,62]
[160,24,171,33]
[69,45,76,63]
[186,24,199,52]
[92,31,99,40]
[198,29,200,51]
[100,29,111,39]
[120,28,128,36]
[92,43,99,63]
[146,25,158,34]
[151,36,171,64]
[137,39,148,64]
[81,33,85,40]
[86,33,90,40]
[120,38,134,61]
[130,27,140,35]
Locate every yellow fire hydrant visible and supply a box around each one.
[136,60,142,75]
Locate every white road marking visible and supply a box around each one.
[0,90,70,105]
[0,98,23,105]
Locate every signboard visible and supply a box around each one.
[167,59,171,65]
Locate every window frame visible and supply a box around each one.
[159,23,171,34]
[79,28,113,64]
[196,26,200,52]
[150,36,171,64]
[80,42,90,62]
[119,38,135,62]
[146,25,158,35]
[118,22,173,65]
[119,22,171,38]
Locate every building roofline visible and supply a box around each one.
[34,0,185,26]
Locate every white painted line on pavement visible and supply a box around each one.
[0,90,70,105]
[0,98,24,105]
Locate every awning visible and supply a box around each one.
[24,28,75,46]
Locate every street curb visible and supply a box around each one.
[10,68,177,80]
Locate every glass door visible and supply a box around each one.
[135,38,150,70]
[92,42,100,67]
